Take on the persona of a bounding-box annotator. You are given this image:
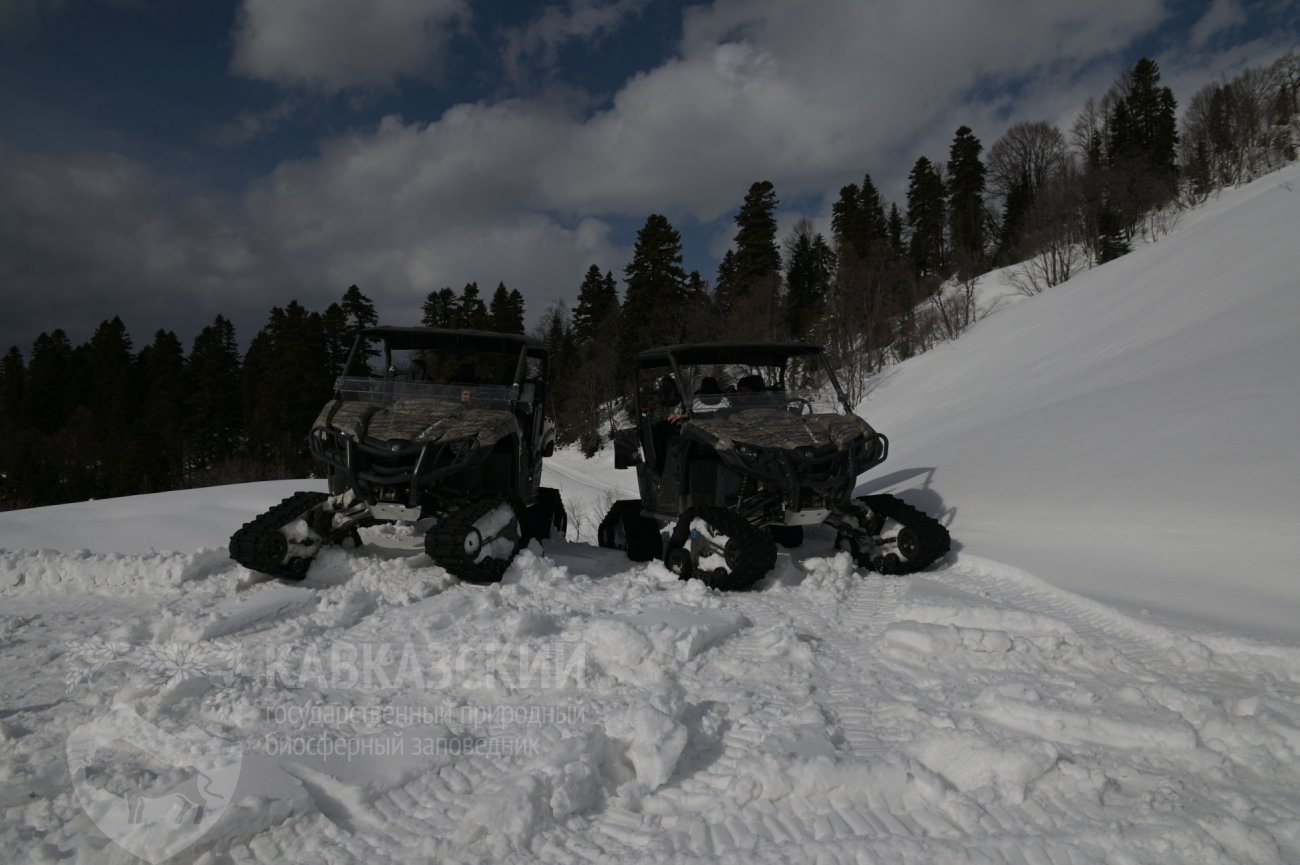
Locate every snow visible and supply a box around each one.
[1,166,1300,863]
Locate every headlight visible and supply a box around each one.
[447,438,476,458]
[737,444,760,461]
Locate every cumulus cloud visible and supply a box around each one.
[231,0,471,92]
[6,0,1298,351]
[0,137,629,352]
[0,147,261,351]
[1190,0,1249,48]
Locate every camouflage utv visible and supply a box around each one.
[230,327,566,584]
[599,342,949,589]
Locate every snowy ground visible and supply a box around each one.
[1,166,1299,863]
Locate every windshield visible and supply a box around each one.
[334,377,515,412]
[338,333,541,412]
[349,334,534,387]
[686,388,842,416]
[664,359,844,418]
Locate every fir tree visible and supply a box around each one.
[321,302,350,376]
[946,125,987,274]
[488,282,526,334]
[714,249,740,318]
[906,156,947,279]
[422,287,457,328]
[341,285,378,331]
[186,315,242,475]
[619,214,688,375]
[134,330,186,491]
[732,180,782,289]
[996,174,1034,262]
[831,176,888,263]
[243,302,331,471]
[572,265,619,347]
[455,283,488,329]
[783,219,834,340]
[0,347,23,421]
[886,203,905,260]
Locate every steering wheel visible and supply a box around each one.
[786,397,813,416]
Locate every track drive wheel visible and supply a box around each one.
[835,494,950,575]
[229,491,331,581]
[665,507,776,591]
[426,497,523,584]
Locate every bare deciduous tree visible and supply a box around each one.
[987,121,1069,198]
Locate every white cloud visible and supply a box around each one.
[8,0,1299,350]
[231,0,471,92]
[1190,0,1248,48]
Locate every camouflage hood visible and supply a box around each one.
[313,398,521,447]
[685,409,874,451]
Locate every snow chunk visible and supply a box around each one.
[906,731,1058,804]
[604,701,688,791]
[615,604,749,662]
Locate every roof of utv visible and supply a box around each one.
[361,326,546,356]
[636,341,822,369]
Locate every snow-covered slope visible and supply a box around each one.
[1,167,1299,865]
[862,166,1300,640]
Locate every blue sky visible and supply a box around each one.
[1,0,1296,352]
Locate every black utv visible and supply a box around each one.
[598,342,949,589]
[230,326,566,584]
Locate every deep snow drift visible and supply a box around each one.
[1,166,1299,864]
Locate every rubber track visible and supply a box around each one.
[855,494,951,575]
[669,506,777,591]
[228,491,329,580]
[425,496,521,584]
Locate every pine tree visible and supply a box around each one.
[783,219,834,340]
[455,283,488,329]
[85,317,141,496]
[341,285,378,331]
[422,287,457,328]
[906,156,947,279]
[243,302,332,472]
[15,331,78,503]
[714,250,740,319]
[321,302,350,376]
[831,183,863,254]
[0,347,23,422]
[134,330,186,491]
[619,214,688,376]
[996,174,1034,262]
[0,347,26,507]
[732,180,782,288]
[946,125,987,274]
[22,330,75,434]
[886,203,905,260]
[831,176,888,263]
[186,315,242,477]
[488,282,526,334]
[572,265,620,347]
[1108,58,1179,206]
